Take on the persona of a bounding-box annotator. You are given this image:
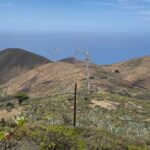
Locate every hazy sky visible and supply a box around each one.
[0,0,150,64]
[1,0,150,32]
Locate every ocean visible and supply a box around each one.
[0,31,150,64]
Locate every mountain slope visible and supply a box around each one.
[58,57,82,64]
[0,48,51,84]
[100,56,150,89]
[1,62,85,97]
[0,55,150,99]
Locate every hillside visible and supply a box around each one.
[0,55,150,99]
[0,62,85,97]
[59,57,82,64]
[0,54,150,149]
[0,48,51,84]
[98,56,150,90]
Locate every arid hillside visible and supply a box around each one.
[0,52,150,99]
[99,56,150,90]
[0,48,51,84]
[0,51,150,150]
[0,62,85,97]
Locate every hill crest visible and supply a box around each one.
[0,48,51,84]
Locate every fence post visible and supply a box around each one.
[74,83,77,127]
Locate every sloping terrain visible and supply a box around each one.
[0,48,51,84]
[93,56,150,97]
[59,57,82,64]
[0,62,85,97]
[0,55,150,99]
[59,57,77,64]
[0,52,150,150]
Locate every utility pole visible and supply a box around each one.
[50,48,59,63]
[73,83,77,127]
[85,52,90,92]
[49,48,59,126]
[76,49,91,93]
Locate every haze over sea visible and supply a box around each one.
[0,31,150,64]
[1,0,150,64]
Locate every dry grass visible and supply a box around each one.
[0,62,85,97]
[91,99,119,110]
[0,108,22,121]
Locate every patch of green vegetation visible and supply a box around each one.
[128,145,148,150]
[15,92,29,105]
[1,89,150,149]
[135,91,150,100]
[14,125,86,150]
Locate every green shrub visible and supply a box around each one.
[14,125,86,150]
[15,92,29,105]
[128,145,148,150]
[6,102,14,108]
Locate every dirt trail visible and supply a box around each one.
[91,99,119,110]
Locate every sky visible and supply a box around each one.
[0,0,150,64]
[1,0,150,32]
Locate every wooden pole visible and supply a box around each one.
[74,83,77,127]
